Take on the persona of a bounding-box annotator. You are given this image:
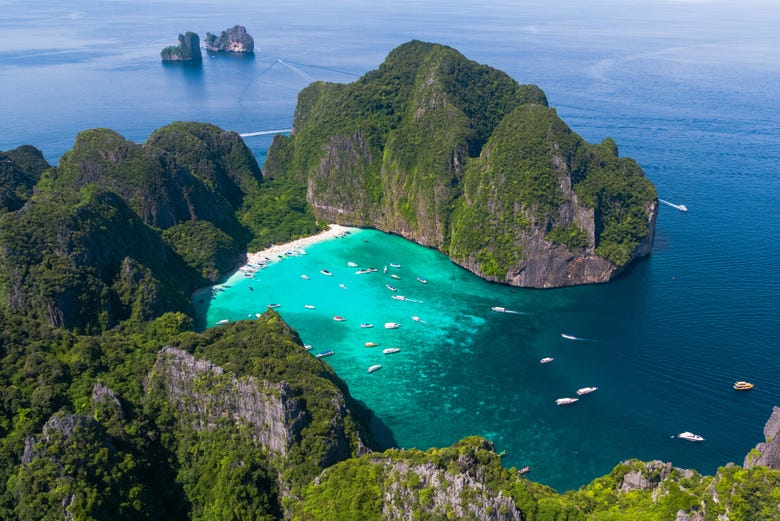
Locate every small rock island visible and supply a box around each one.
[160,32,203,62]
[204,25,254,54]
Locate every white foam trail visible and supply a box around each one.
[561,333,601,342]
[239,129,292,137]
[504,310,527,315]
[277,58,315,82]
[658,199,688,212]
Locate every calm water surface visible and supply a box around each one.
[2,0,779,491]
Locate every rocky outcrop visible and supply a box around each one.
[161,32,202,62]
[0,145,50,212]
[744,405,780,469]
[205,25,254,53]
[268,40,657,288]
[148,346,307,456]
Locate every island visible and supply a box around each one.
[160,31,203,62]
[264,40,658,288]
[204,25,254,53]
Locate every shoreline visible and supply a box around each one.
[245,223,356,268]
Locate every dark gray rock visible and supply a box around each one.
[161,32,202,62]
[205,25,254,53]
[744,406,780,469]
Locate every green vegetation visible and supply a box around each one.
[265,40,656,284]
[161,32,202,62]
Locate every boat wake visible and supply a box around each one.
[658,198,688,212]
[561,333,600,342]
[239,128,292,137]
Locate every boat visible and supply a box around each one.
[519,466,530,475]
[390,274,401,280]
[368,364,382,373]
[386,284,397,291]
[539,357,555,364]
[301,274,310,280]
[216,319,229,325]
[360,323,374,328]
[734,381,754,390]
[389,263,401,268]
[416,277,428,284]
[304,304,315,309]
[561,333,577,340]
[391,295,406,301]
[677,431,705,442]
[678,204,688,212]
[383,348,400,354]
[555,397,579,406]
[303,344,312,350]
[339,283,347,289]
[320,269,333,276]
[411,315,422,322]
[576,387,598,395]
[315,350,335,358]
[364,342,378,347]
[355,268,373,275]
[347,261,358,267]
[384,322,401,329]
[267,303,281,309]
[491,306,506,312]
[333,316,346,322]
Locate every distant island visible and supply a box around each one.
[160,31,202,62]
[204,25,254,54]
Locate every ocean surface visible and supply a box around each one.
[3,0,779,492]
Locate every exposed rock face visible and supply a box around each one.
[268,40,658,288]
[744,405,780,469]
[161,32,202,62]
[0,145,50,212]
[148,346,307,456]
[205,25,254,53]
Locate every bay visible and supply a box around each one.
[2,0,779,492]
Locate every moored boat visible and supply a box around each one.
[364,342,378,347]
[301,274,310,280]
[411,316,422,322]
[315,350,334,358]
[333,316,346,322]
[386,284,397,291]
[519,466,530,475]
[360,323,373,328]
[347,261,358,267]
[303,344,312,350]
[390,274,401,280]
[320,269,333,276]
[576,387,598,395]
[216,319,229,325]
[416,276,428,284]
[356,268,373,274]
[539,357,555,364]
[677,431,705,442]
[384,322,401,329]
[304,304,315,309]
[368,364,382,373]
[389,263,401,268]
[267,303,281,309]
[383,348,400,354]
[733,381,754,390]
[555,397,579,406]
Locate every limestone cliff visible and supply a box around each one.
[744,405,780,469]
[265,40,657,288]
[205,25,254,53]
[161,32,202,62]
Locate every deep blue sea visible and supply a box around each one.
[3,0,779,492]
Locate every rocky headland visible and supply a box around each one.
[205,25,254,53]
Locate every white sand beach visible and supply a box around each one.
[245,224,355,267]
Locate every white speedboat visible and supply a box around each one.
[677,431,705,442]
[360,323,373,328]
[491,306,506,312]
[576,387,598,395]
[320,269,333,276]
[561,334,577,340]
[216,319,229,325]
[315,350,334,358]
[386,284,397,291]
[539,357,555,364]
[555,397,579,406]
[383,348,400,354]
[304,304,315,309]
[368,364,382,373]
[411,316,422,322]
[300,274,310,280]
[267,303,281,309]
[391,295,406,301]
[384,322,400,329]
[389,263,401,268]
[347,261,358,267]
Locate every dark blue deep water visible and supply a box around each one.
[2,0,779,492]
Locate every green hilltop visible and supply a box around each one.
[265,40,657,288]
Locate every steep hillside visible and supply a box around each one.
[0,145,50,213]
[265,40,657,287]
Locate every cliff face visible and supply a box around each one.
[0,145,50,213]
[161,32,202,62]
[744,405,780,469]
[266,40,657,288]
[205,25,254,53]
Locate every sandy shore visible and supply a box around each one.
[245,224,355,267]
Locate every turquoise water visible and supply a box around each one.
[3,0,780,492]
